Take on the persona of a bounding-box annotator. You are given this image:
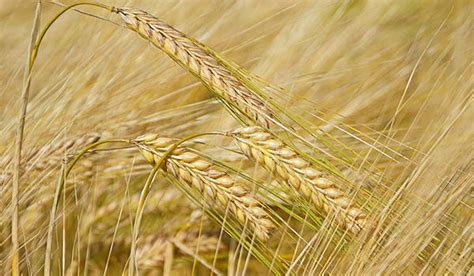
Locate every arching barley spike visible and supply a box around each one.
[134,134,274,241]
[231,126,368,234]
[112,7,274,128]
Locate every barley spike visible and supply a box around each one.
[231,126,368,233]
[134,134,274,241]
[113,7,273,128]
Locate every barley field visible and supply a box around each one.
[0,0,472,275]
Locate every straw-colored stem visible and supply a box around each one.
[44,139,127,275]
[11,2,40,272]
[11,2,112,274]
[31,2,113,68]
[129,165,160,275]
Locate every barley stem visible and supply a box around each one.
[10,2,112,274]
[44,139,127,275]
[30,2,113,69]
[11,2,41,274]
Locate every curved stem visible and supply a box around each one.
[128,132,224,275]
[44,138,127,275]
[30,2,113,69]
[128,165,160,276]
[11,2,41,273]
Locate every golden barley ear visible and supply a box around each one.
[112,7,274,128]
[231,126,368,234]
[134,134,274,241]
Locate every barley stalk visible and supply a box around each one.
[134,134,274,241]
[230,126,368,233]
[112,7,274,128]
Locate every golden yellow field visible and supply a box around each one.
[1,0,472,275]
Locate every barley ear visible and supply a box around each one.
[134,134,274,241]
[113,7,275,128]
[231,126,368,234]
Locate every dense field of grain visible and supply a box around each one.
[1,0,472,275]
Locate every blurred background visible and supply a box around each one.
[0,0,472,274]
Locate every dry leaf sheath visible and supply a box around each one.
[134,134,274,241]
[112,7,273,128]
[231,126,368,233]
